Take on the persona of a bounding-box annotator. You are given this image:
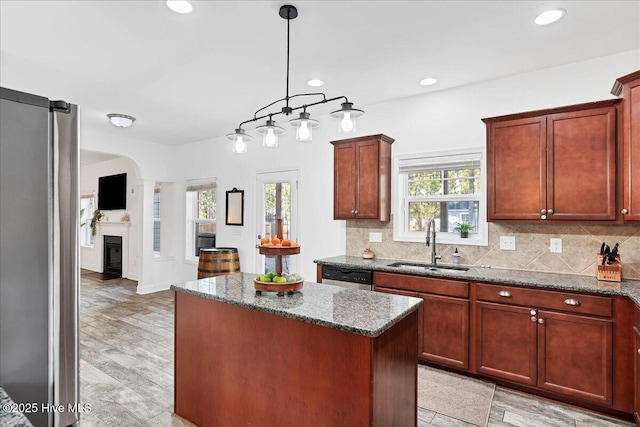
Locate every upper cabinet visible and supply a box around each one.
[483,100,619,222]
[331,134,394,221]
[612,70,640,224]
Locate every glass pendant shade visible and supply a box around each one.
[330,102,364,134]
[256,119,285,148]
[225,128,253,154]
[289,111,320,142]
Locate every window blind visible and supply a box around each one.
[398,152,482,174]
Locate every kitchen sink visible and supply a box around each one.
[386,262,469,274]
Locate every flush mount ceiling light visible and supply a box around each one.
[107,113,136,128]
[306,79,324,87]
[225,5,364,153]
[535,9,566,25]
[420,77,438,86]
[166,0,193,14]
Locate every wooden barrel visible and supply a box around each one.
[198,248,240,279]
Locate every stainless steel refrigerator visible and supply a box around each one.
[0,87,79,427]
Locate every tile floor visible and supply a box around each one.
[78,273,634,427]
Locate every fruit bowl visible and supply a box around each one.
[254,275,303,296]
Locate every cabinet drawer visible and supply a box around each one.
[374,272,468,298]
[475,283,612,317]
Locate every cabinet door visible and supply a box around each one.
[354,140,380,219]
[421,293,469,370]
[623,77,640,223]
[634,326,640,423]
[476,302,537,385]
[547,107,617,221]
[537,310,612,405]
[333,143,357,219]
[487,116,546,220]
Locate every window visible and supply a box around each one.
[185,181,216,259]
[394,149,487,246]
[80,194,95,247]
[153,183,161,253]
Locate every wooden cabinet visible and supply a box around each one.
[331,134,393,220]
[476,302,537,384]
[612,70,640,223]
[374,272,469,370]
[634,304,640,424]
[483,100,619,222]
[475,283,613,405]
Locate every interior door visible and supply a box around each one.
[255,170,298,274]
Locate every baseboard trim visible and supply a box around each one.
[136,283,171,295]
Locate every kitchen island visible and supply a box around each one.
[170,273,422,427]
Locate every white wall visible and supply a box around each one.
[83,49,639,291]
[79,156,139,278]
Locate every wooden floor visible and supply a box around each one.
[78,272,634,427]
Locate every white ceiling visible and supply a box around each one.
[1,1,638,147]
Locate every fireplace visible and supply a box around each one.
[103,235,123,278]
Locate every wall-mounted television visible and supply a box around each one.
[98,173,127,210]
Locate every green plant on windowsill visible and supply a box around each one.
[90,210,103,237]
[453,222,474,238]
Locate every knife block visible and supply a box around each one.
[596,254,621,282]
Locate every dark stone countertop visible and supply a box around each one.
[0,388,34,427]
[314,256,640,306]
[170,272,422,338]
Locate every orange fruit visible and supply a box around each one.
[260,237,270,245]
[271,237,280,245]
[282,239,292,246]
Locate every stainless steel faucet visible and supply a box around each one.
[426,218,442,265]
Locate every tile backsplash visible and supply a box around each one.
[346,220,640,280]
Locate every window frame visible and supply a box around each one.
[393,148,488,246]
[185,180,217,262]
[80,193,95,248]
[153,183,161,254]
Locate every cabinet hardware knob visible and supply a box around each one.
[541,215,547,220]
[354,210,358,215]
[538,318,545,324]
[531,316,537,322]
[638,348,640,356]
[530,309,537,315]
[547,209,554,214]
[541,209,547,214]
[564,298,580,306]
[621,208,629,215]
[498,290,511,298]
[351,210,355,214]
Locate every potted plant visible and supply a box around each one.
[90,210,103,237]
[453,222,473,238]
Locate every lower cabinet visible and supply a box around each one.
[475,283,613,406]
[374,272,469,370]
[634,304,640,425]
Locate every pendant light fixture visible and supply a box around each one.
[225,5,364,153]
[256,118,285,148]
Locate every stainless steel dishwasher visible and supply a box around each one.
[320,265,373,291]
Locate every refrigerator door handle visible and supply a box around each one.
[52,104,80,427]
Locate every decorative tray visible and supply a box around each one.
[254,279,304,296]
[257,244,301,256]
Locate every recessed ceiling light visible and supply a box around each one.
[535,9,565,25]
[307,79,324,87]
[107,114,136,128]
[420,77,438,86]
[166,1,193,14]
